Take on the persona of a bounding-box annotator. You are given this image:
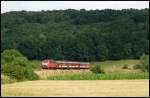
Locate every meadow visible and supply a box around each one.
[48,72,149,80]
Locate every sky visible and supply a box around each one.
[1,1,149,13]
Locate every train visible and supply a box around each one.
[41,59,90,69]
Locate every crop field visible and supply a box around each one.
[48,72,149,80]
[1,80,149,97]
[35,69,91,79]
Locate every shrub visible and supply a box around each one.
[1,49,39,81]
[140,55,149,71]
[133,64,142,69]
[13,57,29,67]
[90,64,104,74]
[1,49,23,63]
[22,67,39,80]
[134,54,149,71]
[30,60,41,70]
[2,63,26,81]
[122,64,129,69]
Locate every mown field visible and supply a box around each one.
[1,80,149,97]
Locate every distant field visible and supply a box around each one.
[48,72,149,80]
[91,59,140,67]
[91,59,140,72]
[34,59,142,79]
[1,80,149,97]
[35,69,91,79]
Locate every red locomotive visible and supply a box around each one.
[41,59,90,69]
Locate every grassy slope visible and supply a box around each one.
[91,59,140,67]
[91,59,140,73]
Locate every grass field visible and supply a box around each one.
[48,72,149,80]
[91,59,140,72]
[1,74,16,84]
[91,59,140,67]
[1,80,149,97]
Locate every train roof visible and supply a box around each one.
[42,59,90,64]
[56,61,89,64]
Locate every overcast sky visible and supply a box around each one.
[1,1,149,13]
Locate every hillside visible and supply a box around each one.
[1,8,149,61]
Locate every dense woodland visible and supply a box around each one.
[1,8,149,61]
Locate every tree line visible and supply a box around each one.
[1,8,149,61]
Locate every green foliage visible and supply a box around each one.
[90,64,104,74]
[1,9,149,61]
[1,49,39,81]
[133,64,142,69]
[134,54,149,71]
[1,49,23,62]
[22,68,39,80]
[140,55,149,71]
[13,57,29,67]
[48,72,149,80]
[30,60,41,70]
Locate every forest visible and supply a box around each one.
[1,8,149,61]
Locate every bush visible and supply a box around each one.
[122,64,129,69]
[133,64,142,69]
[133,54,149,71]
[30,60,41,70]
[13,57,29,67]
[1,49,23,63]
[90,64,104,74]
[1,49,39,81]
[2,63,26,81]
[22,67,39,80]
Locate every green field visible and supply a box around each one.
[91,59,140,67]
[48,72,149,80]
[45,59,148,80]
